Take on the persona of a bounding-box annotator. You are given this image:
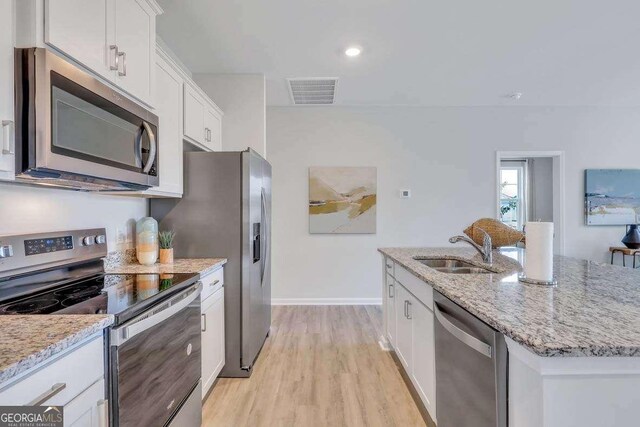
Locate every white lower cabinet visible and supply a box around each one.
[201,282,225,398]
[64,379,107,427]
[385,260,437,423]
[411,298,437,418]
[385,274,396,348]
[0,335,108,426]
[395,284,413,370]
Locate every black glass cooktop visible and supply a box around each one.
[0,272,199,324]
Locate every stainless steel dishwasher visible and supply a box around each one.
[434,291,508,427]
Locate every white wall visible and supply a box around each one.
[194,73,266,157]
[0,183,146,251]
[267,106,640,302]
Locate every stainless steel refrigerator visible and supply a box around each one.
[151,149,271,378]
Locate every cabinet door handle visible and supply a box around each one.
[2,120,14,155]
[406,301,412,319]
[109,45,119,71]
[201,313,207,331]
[386,263,392,269]
[404,300,408,318]
[26,383,66,406]
[209,279,220,288]
[97,399,109,427]
[117,51,127,76]
[388,283,394,298]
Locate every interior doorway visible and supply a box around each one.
[496,151,565,255]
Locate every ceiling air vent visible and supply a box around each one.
[287,78,338,105]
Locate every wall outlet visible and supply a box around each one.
[400,189,411,198]
[116,227,127,244]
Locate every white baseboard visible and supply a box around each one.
[271,298,382,306]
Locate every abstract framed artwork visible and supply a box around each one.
[309,167,377,234]
[585,169,640,225]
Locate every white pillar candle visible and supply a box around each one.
[524,222,554,282]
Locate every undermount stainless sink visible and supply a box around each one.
[413,257,493,274]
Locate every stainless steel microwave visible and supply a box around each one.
[14,48,159,191]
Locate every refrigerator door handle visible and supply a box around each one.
[260,187,269,288]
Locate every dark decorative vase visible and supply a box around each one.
[622,224,640,249]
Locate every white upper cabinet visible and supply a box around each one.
[45,0,110,78]
[0,0,15,180]
[184,83,206,145]
[204,107,222,151]
[113,0,156,105]
[145,48,183,197]
[35,0,162,106]
[183,82,223,151]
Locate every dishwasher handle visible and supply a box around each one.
[434,302,492,359]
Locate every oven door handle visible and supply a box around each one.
[111,283,202,347]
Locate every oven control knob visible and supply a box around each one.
[83,236,96,246]
[0,245,13,258]
[95,235,106,245]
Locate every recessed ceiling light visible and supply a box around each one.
[345,46,362,57]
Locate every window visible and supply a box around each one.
[499,161,527,230]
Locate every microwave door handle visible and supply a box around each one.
[140,121,156,174]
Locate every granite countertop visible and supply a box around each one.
[0,315,113,384]
[379,247,640,357]
[103,250,226,276]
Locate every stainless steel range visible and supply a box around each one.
[0,228,202,427]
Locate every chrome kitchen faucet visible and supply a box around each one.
[449,228,493,264]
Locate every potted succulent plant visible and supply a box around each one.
[158,230,176,264]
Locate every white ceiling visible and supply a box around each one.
[156,0,640,107]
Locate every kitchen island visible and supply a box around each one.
[379,247,640,427]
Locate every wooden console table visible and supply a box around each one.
[609,247,640,268]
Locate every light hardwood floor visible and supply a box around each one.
[202,305,426,427]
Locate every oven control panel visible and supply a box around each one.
[0,228,108,279]
[25,236,74,256]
